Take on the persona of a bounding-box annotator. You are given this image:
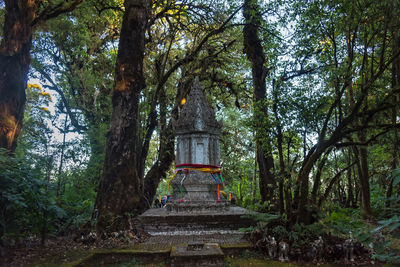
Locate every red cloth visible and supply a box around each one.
[175,163,220,169]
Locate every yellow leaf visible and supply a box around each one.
[180,97,186,107]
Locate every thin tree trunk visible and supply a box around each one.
[41,143,53,246]
[354,168,360,207]
[95,0,151,232]
[318,162,355,206]
[311,149,332,205]
[252,150,258,203]
[141,111,175,210]
[358,130,372,217]
[345,151,355,208]
[57,115,68,197]
[285,141,293,215]
[345,41,372,217]
[284,182,292,217]
[140,71,191,210]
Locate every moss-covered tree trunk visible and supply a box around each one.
[387,31,400,204]
[243,0,275,206]
[95,0,151,231]
[0,0,82,152]
[0,0,37,152]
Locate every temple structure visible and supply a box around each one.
[139,77,253,240]
[174,77,221,166]
[168,77,228,211]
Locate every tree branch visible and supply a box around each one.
[33,0,84,26]
[318,161,356,206]
[36,68,87,132]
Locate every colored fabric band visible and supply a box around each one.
[167,163,225,202]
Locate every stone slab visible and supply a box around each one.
[139,206,254,235]
[170,242,224,267]
[141,233,248,247]
[167,201,230,212]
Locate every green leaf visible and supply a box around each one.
[393,175,400,186]
[389,222,400,232]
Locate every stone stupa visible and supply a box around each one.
[168,77,229,212]
[139,77,253,237]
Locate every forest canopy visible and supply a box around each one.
[0,0,400,264]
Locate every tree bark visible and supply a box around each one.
[0,0,82,152]
[0,0,37,152]
[95,0,151,231]
[272,81,285,214]
[56,115,68,197]
[345,151,355,208]
[243,0,275,206]
[358,130,372,217]
[352,136,372,218]
[141,122,175,210]
[140,83,175,210]
[252,151,258,204]
[387,30,400,205]
[311,149,332,205]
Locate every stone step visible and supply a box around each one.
[142,233,248,246]
[167,201,230,212]
[170,242,224,267]
[147,229,242,236]
[139,206,254,234]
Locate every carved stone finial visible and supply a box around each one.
[174,77,221,135]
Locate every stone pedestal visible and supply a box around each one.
[168,170,229,212]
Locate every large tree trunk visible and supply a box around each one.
[272,82,285,214]
[0,0,37,152]
[95,0,151,231]
[387,31,400,204]
[243,0,275,206]
[0,0,82,152]
[296,146,325,223]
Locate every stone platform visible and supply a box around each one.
[141,233,248,247]
[139,206,254,236]
[138,204,254,267]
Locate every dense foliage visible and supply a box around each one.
[0,0,399,263]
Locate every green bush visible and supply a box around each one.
[0,149,65,245]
